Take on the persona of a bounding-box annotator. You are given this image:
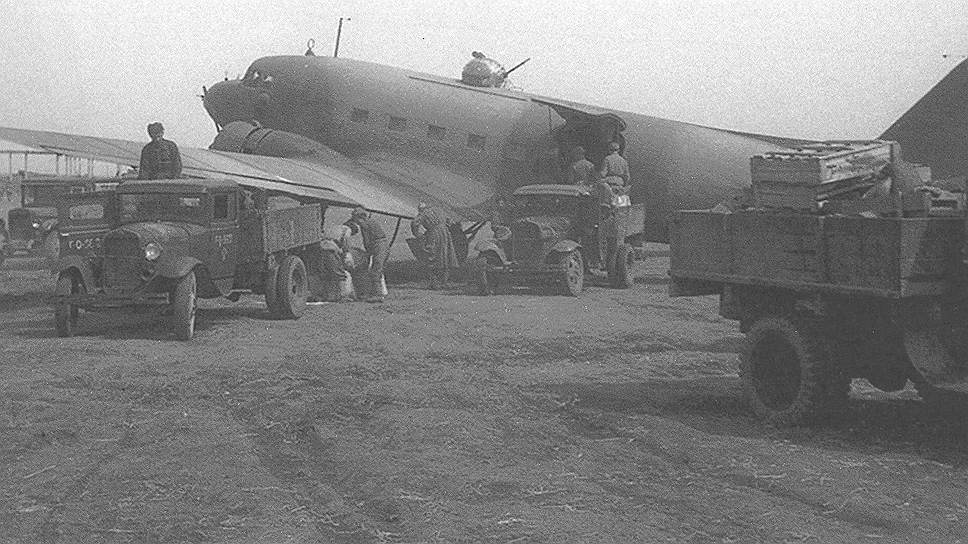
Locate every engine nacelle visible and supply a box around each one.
[210,121,337,159]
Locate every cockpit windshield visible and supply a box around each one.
[119,193,208,225]
[242,65,274,87]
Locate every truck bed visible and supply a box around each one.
[669,210,963,298]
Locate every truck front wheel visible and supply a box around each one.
[276,255,308,319]
[556,250,584,297]
[740,315,844,425]
[54,272,83,337]
[171,271,197,341]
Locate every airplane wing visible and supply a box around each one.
[0,126,472,219]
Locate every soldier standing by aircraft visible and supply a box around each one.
[412,203,459,290]
[138,122,182,180]
[599,141,630,194]
[566,146,596,186]
[345,208,389,303]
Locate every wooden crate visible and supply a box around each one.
[750,140,897,210]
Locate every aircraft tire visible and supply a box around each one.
[171,270,197,341]
[739,315,841,426]
[556,250,584,297]
[275,255,308,320]
[54,271,83,337]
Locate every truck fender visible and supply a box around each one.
[548,239,581,256]
[473,240,507,264]
[155,256,204,279]
[51,256,95,291]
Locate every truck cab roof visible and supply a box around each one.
[118,178,238,194]
[513,184,594,197]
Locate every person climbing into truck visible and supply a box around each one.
[599,141,630,194]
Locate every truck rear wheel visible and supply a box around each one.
[740,316,844,425]
[54,272,83,337]
[171,271,197,341]
[556,250,584,297]
[275,255,308,319]
[611,243,634,289]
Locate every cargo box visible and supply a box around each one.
[750,140,897,210]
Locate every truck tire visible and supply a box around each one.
[54,272,83,337]
[171,270,197,341]
[556,250,584,297]
[611,243,634,289]
[275,255,308,319]
[739,315,843,426]
[264,262,282,317]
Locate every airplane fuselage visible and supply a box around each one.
[204,55,795,240]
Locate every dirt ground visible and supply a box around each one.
[1,249,967,544]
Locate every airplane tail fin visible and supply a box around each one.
[880,58,968,180]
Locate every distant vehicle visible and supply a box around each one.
[51,178,323,340]
[669,142,968,425]
[5,176,118,259]
[471,184,644,296]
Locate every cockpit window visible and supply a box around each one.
[242,68,273,87]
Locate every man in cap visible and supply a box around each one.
[566,146,596,186]
[345,207,389,303]
[599,141,630,193]
[138,122,182,180]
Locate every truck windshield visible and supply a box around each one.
[119,193,208,225]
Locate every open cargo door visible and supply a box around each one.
[530,97,628,169]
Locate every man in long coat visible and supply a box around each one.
[412,203,459,289]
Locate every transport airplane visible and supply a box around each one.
[1,50,965,247]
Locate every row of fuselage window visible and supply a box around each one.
[349,108,487,151]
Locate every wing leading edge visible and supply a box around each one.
[0,126,424,218]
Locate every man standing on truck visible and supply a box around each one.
[345,207,389,303]
[599,141,630,193]
[566,146,596,186]
[138,122,183,180]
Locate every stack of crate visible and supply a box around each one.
[750,141,897,211]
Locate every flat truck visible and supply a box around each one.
[668,141,968,425]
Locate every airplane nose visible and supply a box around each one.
[203,80,256,129]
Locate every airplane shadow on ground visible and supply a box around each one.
[546,378,968,466]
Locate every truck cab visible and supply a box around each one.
[473,184,644,296]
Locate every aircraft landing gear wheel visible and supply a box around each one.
[611,243,634,289]
[275,255,308,319]
[739,315,844,426]
[556,250,584,297]
[171,270,197,341]
[54,272,83,337]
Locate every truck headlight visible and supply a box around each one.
[144,242,162,261]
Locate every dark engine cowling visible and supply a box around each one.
[209,121,341,160]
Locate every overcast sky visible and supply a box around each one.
[1,0,966,149]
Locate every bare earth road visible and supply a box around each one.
[1,251,967,543]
